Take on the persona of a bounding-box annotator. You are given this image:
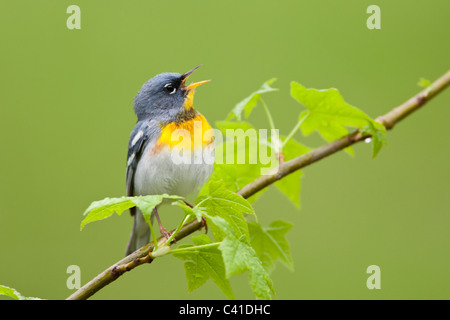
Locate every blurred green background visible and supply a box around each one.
[0,0,449,300]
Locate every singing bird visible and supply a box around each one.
[125,66,214,255]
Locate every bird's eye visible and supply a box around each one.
[164,83,176,94]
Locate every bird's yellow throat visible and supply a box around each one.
[155,113,213,152]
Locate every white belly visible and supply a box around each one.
[134,141,215,199]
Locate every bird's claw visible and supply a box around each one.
[160,227,175,243]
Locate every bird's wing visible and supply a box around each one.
[126,120,153,216]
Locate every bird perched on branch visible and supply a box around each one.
[125,66,214,256]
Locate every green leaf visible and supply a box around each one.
[275,170,302,208]
[360,121,388,158]
[417,77,431,88]
[248,220,294,272]
[194,183,274,299]
[207,215,274,300]
[216,121,269,166]
[132,194,182,225]
[291,82,386,157]
[81,196,135,230]
[274,137,311,208]
[208,163,267,204]
[173,201,207,222]
[198,181,254,215]
[291,82,372,131]
[81,194,182,230]
[215,120,255,134]
[207,164,240,192]
[173,235,235,299]
[0,285,21,300]
[196,181,254,241]
[0,285,40,300]
[227,79,278,120]
[209,120,278,203]
[280,136,311,163]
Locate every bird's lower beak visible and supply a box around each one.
[186,79,211,91]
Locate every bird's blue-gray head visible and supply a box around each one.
[133,66,209,121]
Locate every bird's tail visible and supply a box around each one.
[125,208,153,256]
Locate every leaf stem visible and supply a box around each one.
[147,214,159,251]
[195,197,209,208]
[167,242,222,255]
[260,97,276,131]
[163,211,191,246]
[282,111,309,148]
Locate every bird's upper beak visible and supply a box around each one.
[181,65,210,91]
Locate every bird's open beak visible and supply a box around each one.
[186,79,210,91]
[181,65,210,91]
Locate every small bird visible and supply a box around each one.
[125,66,215,256]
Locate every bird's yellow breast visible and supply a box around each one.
[155,114,213,152]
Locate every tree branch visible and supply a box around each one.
[67,70,450,300]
